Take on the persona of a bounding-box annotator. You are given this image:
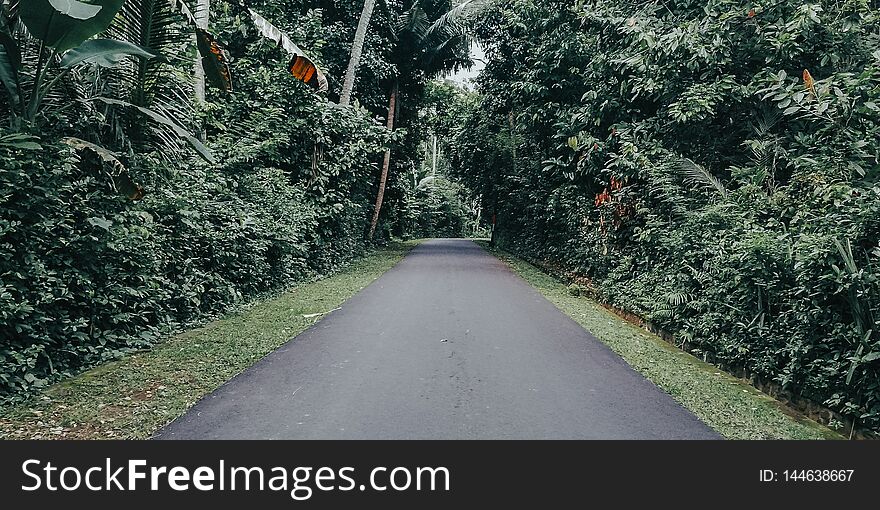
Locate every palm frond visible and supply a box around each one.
[398,2,429,40]
[646,162,689,218]
[420,33,471,74]
[666,292,692,306]
[748,106,781,137]
[676,157,728,199]
[424,0,475,41]
[94,96,214,163]
[96,0,197,156]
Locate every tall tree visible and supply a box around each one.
[367,0,473,240]
[194,0,210,103]
[339,0,376,106]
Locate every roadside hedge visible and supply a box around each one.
[454,0,880,432]
[0,99,386,397]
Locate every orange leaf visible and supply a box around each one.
[803,69,817,97]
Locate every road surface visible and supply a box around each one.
[155,239,719,439]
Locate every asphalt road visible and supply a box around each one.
[155,239,719,439]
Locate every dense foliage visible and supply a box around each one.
[453,0,880,432]
[398,80,484,238]
[0,0,474,399]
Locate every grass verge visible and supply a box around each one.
[481,242,842,440]
[0,241,418,439]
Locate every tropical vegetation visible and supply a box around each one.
[451,0,880,434]
[4,0,879,438]
[0,0,476,401]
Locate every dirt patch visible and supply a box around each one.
[129,382,163,402]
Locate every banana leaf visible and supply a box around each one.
[196,29,232,93]
[60,38,164,68]
[61,137,145,200]
[20,0,124,51]
[225,0,328,92]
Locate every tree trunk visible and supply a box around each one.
[431,134,437,175]
[368,81,398,241]
[489,211,496,246]
[194,0,209,141]
[194,0,209,103]
[473,198,481,238]
[431,133,438,201]
[339,0,376,106]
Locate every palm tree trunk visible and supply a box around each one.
[339,0,376,106]
[368,81,398,241]
[194,0,209,103]
[194,0,209,141]
[431,133,438,201]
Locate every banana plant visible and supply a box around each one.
[2,1,216,163]
[221,0,327,92]
[3,0,162,122]
[2,0,325,164]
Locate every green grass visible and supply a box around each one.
[481,242,842,440]
[0,241,418,440]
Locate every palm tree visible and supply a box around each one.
[339,0,376,106]
[367,0,473,240]
[105,0,201,158]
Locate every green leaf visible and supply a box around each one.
[0,133,41,150]
[846,344,864,385]
[5,141,42,150]
[86,216,113,230]
[48,0,103,19]
[20,0,124,51]
[60,38,164,68]
[93,97,216,164]
[0,31,21,107]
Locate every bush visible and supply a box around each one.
[0,98,385,398]
[453,0,880,432]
